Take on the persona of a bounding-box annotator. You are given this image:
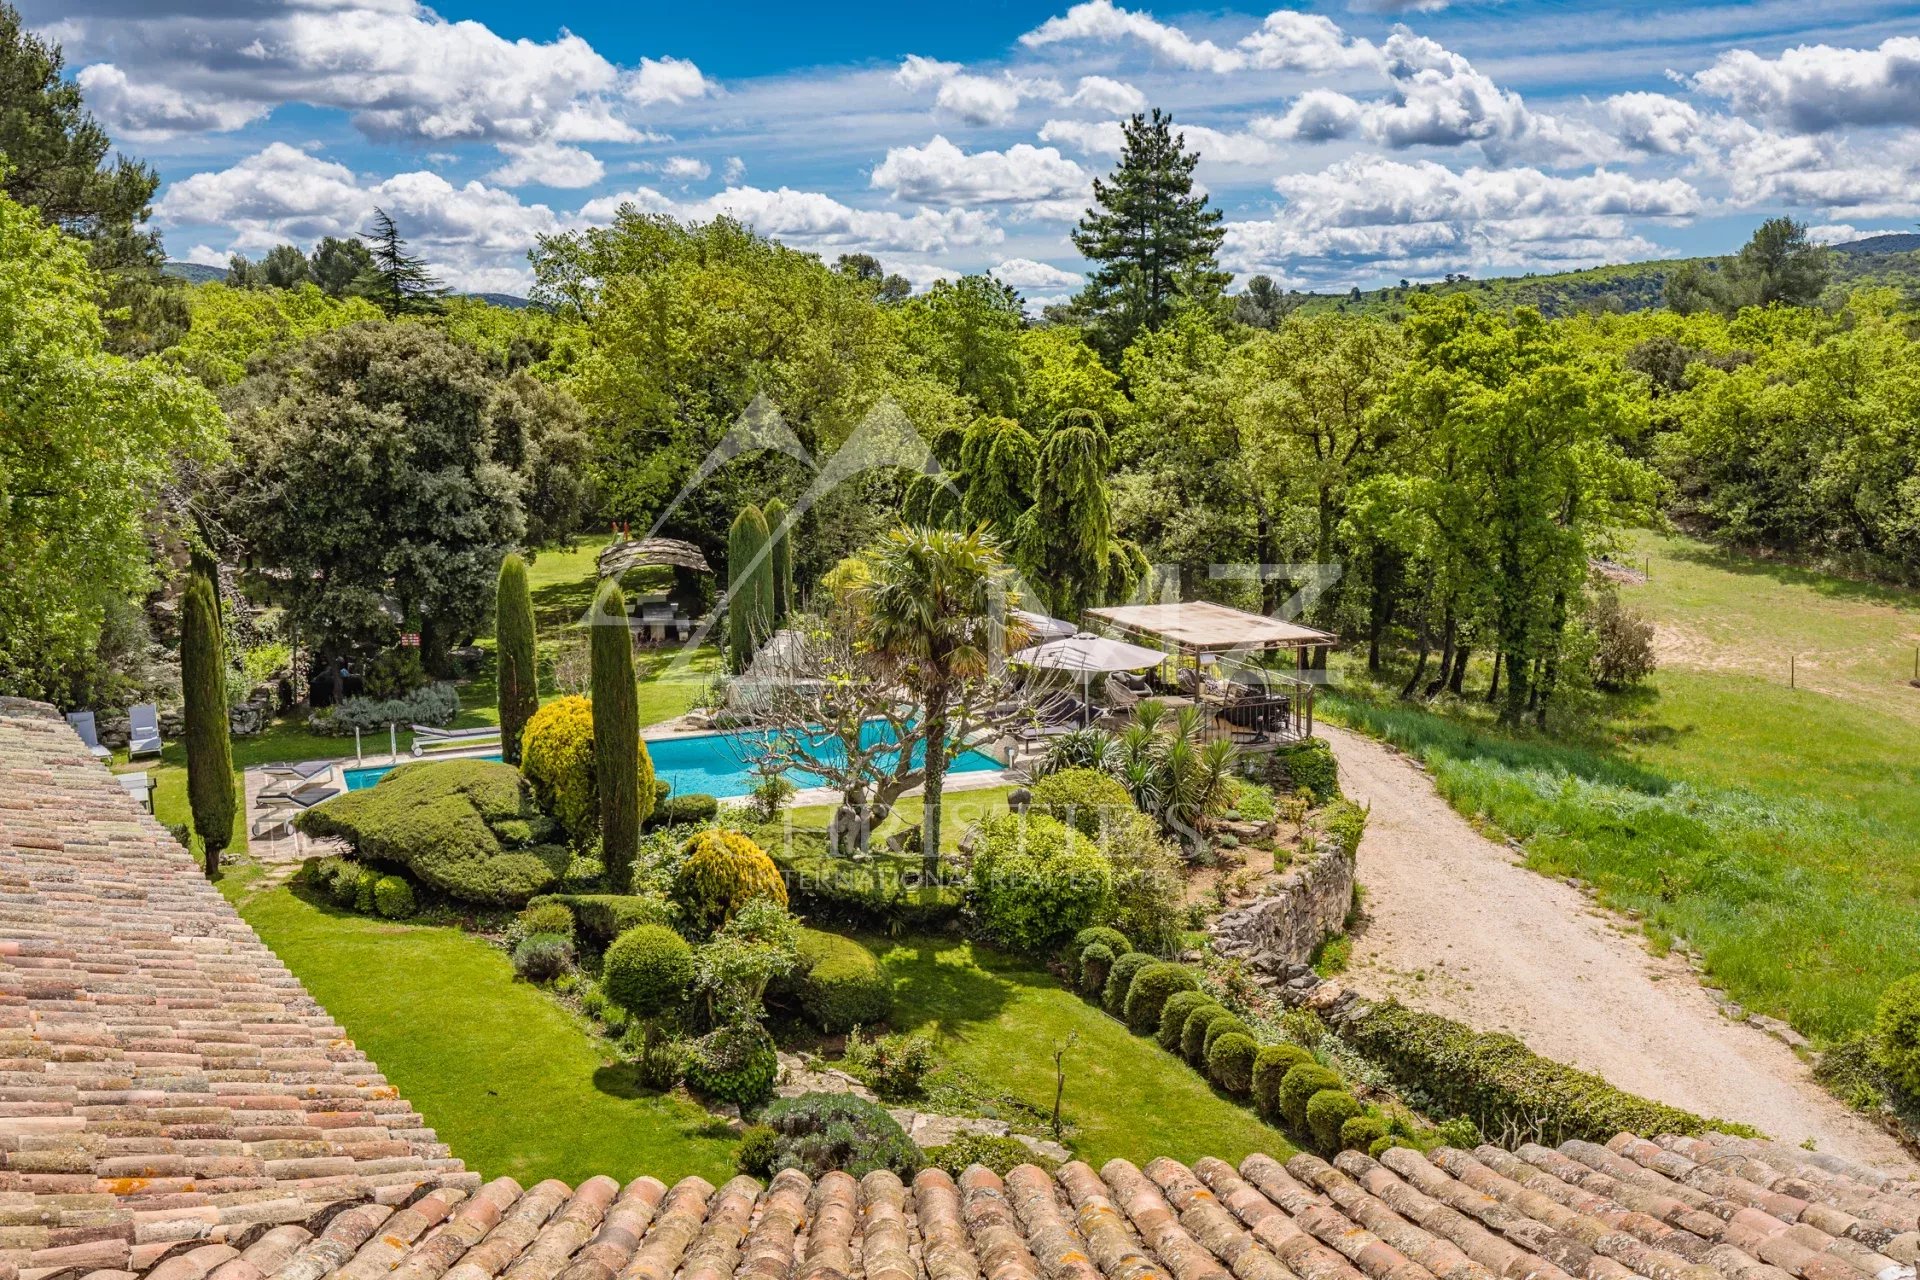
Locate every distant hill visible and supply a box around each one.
[163,261,224,285]
[1288,234,1920,320]
[162,262,531,309]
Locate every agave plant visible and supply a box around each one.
[1036,726,1120,778]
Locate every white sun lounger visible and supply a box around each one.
[66,711,112,759]
[127,703,163,759]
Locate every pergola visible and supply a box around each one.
[1083,601,1337,744]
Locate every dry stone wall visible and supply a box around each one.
[1210,831,1356,975]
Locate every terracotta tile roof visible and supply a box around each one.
[0,700,477,1279]
[2,699,1917,1280]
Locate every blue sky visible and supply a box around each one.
[26,0,1920,300]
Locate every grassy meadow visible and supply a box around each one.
[1325,530,1920,1040]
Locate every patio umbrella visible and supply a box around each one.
[1011,631,1170,673]
[1012,609,1076,643]
[1010,631,1171,708]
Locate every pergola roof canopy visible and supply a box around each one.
[1085,600,1337,653]
[597,537,713,578]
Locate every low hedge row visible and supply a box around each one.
[1339,998,1753,1143]
[769,837,962,931]
[1064,925,1374,1156]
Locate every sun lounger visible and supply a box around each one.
[259,761,338,802]
[261,759,333,782]
[251,782,342,838]
[410,723,502,757]
[127,703,163,759]
[66,711,112,759]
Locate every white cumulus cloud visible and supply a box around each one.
[870,136,1088,206]
[1691,37,1920,133]
[486,141,606,188]
[991,257,1085,290]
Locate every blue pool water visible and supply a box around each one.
[343,723,1003,798]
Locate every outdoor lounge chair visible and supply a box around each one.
[251,782,342,839]
[127,704,163,759]
[65,711,112,759]
[1100,674,1144,720]
[258,760,337,803]
[410,723,502,757]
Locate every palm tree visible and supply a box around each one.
[860,525,1017,873]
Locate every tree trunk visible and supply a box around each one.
[1424,611,1455,699]
[1367,553,1398,675]
[1485,651,1502,704]
[1446,643,1471,695]
[920,690,949,880]
[1400,611,1431,700]
[1500,646,1531,726]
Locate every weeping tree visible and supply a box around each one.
[727,504,775,672]
[1017,412,1133,618]
[959,417,1038,530]
[181,570,235,877]
[496,553,537,765]
[764,497,794,622]
[591,579,648,888]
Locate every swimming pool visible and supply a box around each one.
[343,722,1004,798]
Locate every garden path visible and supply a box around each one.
[1321,721,1914,1168]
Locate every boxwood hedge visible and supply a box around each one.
[791,928,891,1033]
[1158,991,1217,1052]
[1338,998,1747,1143]
[1124,962,1200,1035]
[1102,951,1157,1017]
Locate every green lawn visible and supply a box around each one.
[785,784,1021,856]
[1323,529,1920,1042]
[873,935,1291,1167]
[232,880,739,1187]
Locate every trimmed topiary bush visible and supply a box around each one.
[516,901,575,939]
[1079,943,1115,997]
[1208,1031,1258,1095]
[1070,926,1131,982]
[513,932,574,982]
[1204,1015,1252,1058]
[759,1092,920,1179]
[1124,962,1199,1035]
[968,813,1113,954]
[372,875,415,919]
[296,759,569,906]
[602,924,695,1018]
[520,695,598,840]
[1873,973,1920,1096]
[1102,951,1156,1017]
[646,793,720,829]
[1341,1114,1388,1154]
[1030,768,1137,838]
[353,866,380,914]
[793,928,891,1032]
[1183,1004,1234,1065]
[1252,1044,1315,1119]
[590,578,652,890]
[672,828,788,934]
[1278,1063,1343,1130]
[531,893,670,943]
[1158,991,1217,1052]
[683,1021,778,1107]
[1306,1089,1364,1154]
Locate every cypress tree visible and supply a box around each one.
[727,504,774,672]
[764,497,794,622]
[181,571,235,877]
[496,553,537,765]
[591,578,645,889]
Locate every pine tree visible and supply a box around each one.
[591,579,645,888]
[763,497,794,622]
[181,571,235,877]
[357,207,446,315]
[496,553,537,766]
[1071,109,1228,356]
[727,505,775,672]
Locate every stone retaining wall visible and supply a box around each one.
[1208,825,1356,976]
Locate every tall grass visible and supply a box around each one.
[1324,684,1913,1040]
